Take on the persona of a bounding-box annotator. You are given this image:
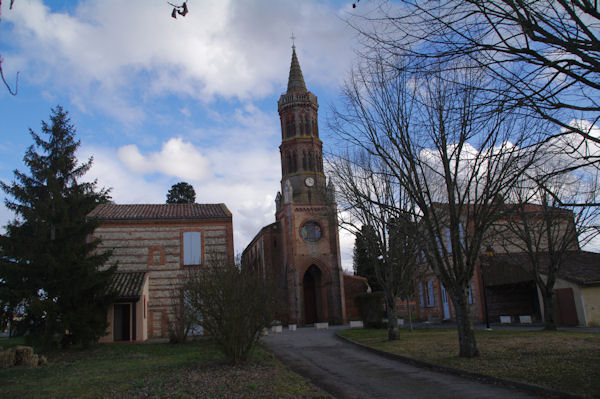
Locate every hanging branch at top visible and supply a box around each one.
[1,0,16,14]
[168,1,188,18]
[0,0,19,95]
[0,56,19,96]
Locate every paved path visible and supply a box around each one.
[262,326,543,399]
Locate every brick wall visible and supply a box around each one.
[95,219,232,339]
[343,274,369,321]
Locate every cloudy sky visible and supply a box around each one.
[0,0,366,269]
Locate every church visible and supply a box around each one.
[241,46,349,325]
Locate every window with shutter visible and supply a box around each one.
[183,231,202,265]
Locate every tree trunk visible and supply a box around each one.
[386,293,397,341]
[407,298,413,332]
[452,293,479,358]
[541,290,557,331]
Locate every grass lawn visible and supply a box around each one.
[339,328,600,397]
[0,337,329,399]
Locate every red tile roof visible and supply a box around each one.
[88,203,232,221]
[109,271,146,299]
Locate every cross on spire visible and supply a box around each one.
[290,32,296,49]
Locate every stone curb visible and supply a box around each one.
[335,332,584,399]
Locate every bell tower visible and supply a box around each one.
[277,46,326,206]
[272,45,346,325]
[242,45,347,326]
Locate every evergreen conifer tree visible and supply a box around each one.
[166,181,196,204]
[0,106,115,348]
[352,225,381,292]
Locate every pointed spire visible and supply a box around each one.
[287,46,307,93]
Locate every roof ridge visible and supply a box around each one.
[219,203,232,216]
[88,203,232,220]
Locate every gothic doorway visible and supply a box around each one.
[303,265,322,324]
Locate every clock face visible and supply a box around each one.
[305,177,315,187]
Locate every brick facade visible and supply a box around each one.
[242,47,347,325]
[413,205,594,326]
[91,203,234,341]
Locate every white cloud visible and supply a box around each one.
[117,138,212,181]
[82,146,168,204]
[3,0,355,121]
[84,140,279,256]
[0,0,358,267]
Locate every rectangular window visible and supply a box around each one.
[183,231,202,265]
[426,280,435,307]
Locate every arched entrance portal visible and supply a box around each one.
[303,265,322,324]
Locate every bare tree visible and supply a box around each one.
[330,56,541,357]
[490,163,600,330]
[329,150,420,340]
[388,210,421,332]
[348,1,600,157]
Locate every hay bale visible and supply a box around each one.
[0,348,16,368]
[38,355,48,367]
[14,346,37,367]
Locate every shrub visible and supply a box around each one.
[167,286,202,344]
[354,291,384,328]
[184,261,279,364]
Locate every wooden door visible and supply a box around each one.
[554,288,578,326]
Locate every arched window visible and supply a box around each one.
[308,151,314,171]
[305,116,311,136]
[299,114,305,135]
[292,152,297,172]
[302,151,307,170]
[286,120,291,138]
[317,152,323,172]
[287,152,292,173]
